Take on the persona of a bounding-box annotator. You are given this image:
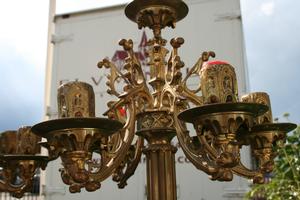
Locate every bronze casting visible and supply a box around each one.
[0,0,297,199]
[0,127,48,198]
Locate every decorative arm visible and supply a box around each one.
[182,51,215,85]
[97,58,129,97]
[99,39,153,113]
[173,105,234,181]
[0,173,32,198]
[112,136,144,188]
[179,51,215,105]
[0,158,47,198]
[0,128,48,198]
[232,162,264,184]
[87,100,137,183]
[54,100,138,193]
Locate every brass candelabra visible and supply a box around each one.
[0,0,296,199]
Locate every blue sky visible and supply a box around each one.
[240,0,300,123]
[0,0,299,132]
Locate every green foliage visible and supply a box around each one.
[246,125,300,200]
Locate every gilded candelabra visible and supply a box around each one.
[0,0,296,199]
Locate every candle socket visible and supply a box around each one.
[241,92,273,124]
[200,61,238,104]
[58,81,95,118]
[0,131,17,154]
[17,126,41,155]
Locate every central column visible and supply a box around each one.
[136,111,177,200]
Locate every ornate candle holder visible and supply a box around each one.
[176,62,296,184]
[0,127,48,198]
[176,60,259,181]
[241,92,297,178]
[178,102,268,181]
[31,81,124,192]
[1,0,297,199]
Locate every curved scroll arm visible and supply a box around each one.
[197,131,218,158]
[0,159,47,198]
[174,104,236,181]
[177,51,215,106]
[98,39,153,113]
[98,38,148,96]
[98,59,130,97]
[57,99,137,193]
[173,105,219,175]
[232,161,264,184]
[188,119,266,183]
[0,180,32,198]
[112,136,144,188]
[118,39,147,86]
[182,51,215,86]
[87,100,137,183]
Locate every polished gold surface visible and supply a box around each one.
[178,103,268,181]
[31,117,123,138]
[125,0,188,37]
[252,122,297,133]
[143,138,177,200]
[241,92,273,124]
[178,102,268,123]
[0,127,48,198]
[17,126,41,154]
[31,81,126,193]
[0,0,297,199]
[58,81,95,118]
[137,112,177,200]
[0,155,48,198]
[95,0,293,196]
[249,123,297,175]
[239,92,296,182]
[201,61,238,104]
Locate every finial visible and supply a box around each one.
[125,0,188,38]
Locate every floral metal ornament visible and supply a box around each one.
[0,127,48,198]
[0,0,297,199]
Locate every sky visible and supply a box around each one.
[240,0,300,123]
[0,0,299,132]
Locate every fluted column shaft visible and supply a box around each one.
[137,127,177,200]
[144,142,177,200]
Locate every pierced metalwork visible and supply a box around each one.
[0,0,297,199]
[0,127,48,198]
